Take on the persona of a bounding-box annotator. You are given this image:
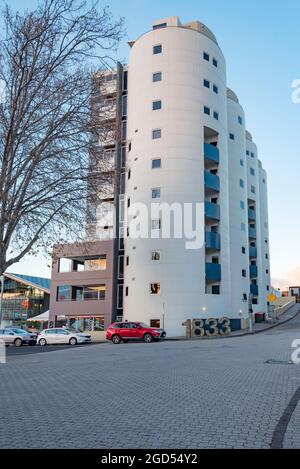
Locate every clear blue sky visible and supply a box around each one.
[7,0,300,290]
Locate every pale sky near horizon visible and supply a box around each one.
[5,0,300,291]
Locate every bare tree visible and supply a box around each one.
[0,0,124,275]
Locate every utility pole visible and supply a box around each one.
[0,275,4,328]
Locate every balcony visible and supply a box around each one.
[206,263,221,282]
[250,265,258,278]
[249,227,257,239]
[248,208,256,221]
[204,171,220,193]
[249,246,257,258]
[250,284,259,296]
[205,201,220,221]
[205,231,221,251]
[204,143,219,164]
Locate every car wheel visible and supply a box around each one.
[39,338,47,346]
[69,337,77,346]
[144,333,153,343]
[112,335,121,344]
[14,338,23,347]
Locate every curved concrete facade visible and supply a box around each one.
[122,17,270,336]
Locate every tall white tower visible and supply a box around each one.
[124,17,231,336]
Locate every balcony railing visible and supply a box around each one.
[250,265,258,278]
[205,201,220,221]
[205,231,221,250]
[204,171,220,193]
[204,143,219,164]
[250,284,259,296]
[249,246,257,258]
[248,208,256,221]
[248,227,257,239]
[206,263,221,282]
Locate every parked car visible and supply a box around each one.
[37,328,91,346]
[0,328,37,347]
[106,322,167,344]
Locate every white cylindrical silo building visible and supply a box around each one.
[227,89,250,324]
[123,16,232,336]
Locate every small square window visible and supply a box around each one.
[251,185,255,194]
[153,44,162,54]
[151,250,161,261]
[242,270,247,277]
[213,111,219,120]
[238,116,243,125]
[151,219,161,230]
[243,293,247,301]
[203,52,210,61]
[240,200,245,209]
[150,283,161,295]
[246,150,250,156]
[251,152,254,158]
[229,133,235,140]
[213,58,218,67]
[204,79,210,88]
[128,169,131,180]
[250,168,255,176]
[240,159,244,167]
[213,84,218,94]
[204,106,210,115]
[126,256,129,266]
[242,246,246,254]
[125,287,129,296]
[240,179,244,188]
[152,187,161,199]
[212,285,220,295]
[152,158,161,169]
[153,72,162,82]
[152,129,161,139]
[152,100,162,110]
[267,285,270,291]
[263,178,266,183]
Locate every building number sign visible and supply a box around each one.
[183,318,231,338]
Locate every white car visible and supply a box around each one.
[0,328,37,347]
[37,328,91,346]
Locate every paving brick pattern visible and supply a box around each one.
[0,312,300,449]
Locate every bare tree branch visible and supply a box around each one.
[0,0,125,274]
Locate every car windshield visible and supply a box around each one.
[8,328,27,334]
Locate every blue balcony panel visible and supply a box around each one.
[205,201,220,221]
[249,246,257,258]
[249,227,257,239]
[248,208,256,221]
[206,263,221,282]
[250,265,258,278]
[204,171,220,193]
[205,231,221,251]
[204,143,219,164]
[250,284,259,296]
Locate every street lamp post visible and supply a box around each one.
[0,275,4,328]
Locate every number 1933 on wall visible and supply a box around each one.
[183,318,231,338]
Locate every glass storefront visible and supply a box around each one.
[56,316,105,332]
[2,277,50,324]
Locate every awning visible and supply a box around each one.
[27,311,49,322]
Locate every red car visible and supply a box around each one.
[106,322,167,344]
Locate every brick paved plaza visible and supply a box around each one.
[1,308,300,449]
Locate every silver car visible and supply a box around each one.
[37,328,91,346]
[0,328,37,347]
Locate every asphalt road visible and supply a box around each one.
[5,342,95,356]
[1,312,300,449]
